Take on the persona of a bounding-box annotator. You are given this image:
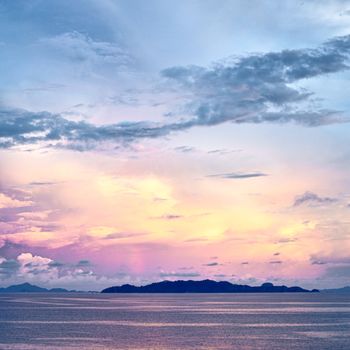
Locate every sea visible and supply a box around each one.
[0,293,350,349]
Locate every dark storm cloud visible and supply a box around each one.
[1,35,350,151]
[293,191,337,207]
[207,172,268,179]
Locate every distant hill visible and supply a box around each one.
[322,286,350,293]
[0,282,76,293]
[101,279,319,293]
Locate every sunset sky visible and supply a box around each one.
[1,0,350,291]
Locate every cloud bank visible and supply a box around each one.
[1,35,350,151]
[293,191,338,207]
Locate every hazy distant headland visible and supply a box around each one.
[101,279,319,293]
[0,283,78,293]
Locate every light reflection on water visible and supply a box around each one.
[0,293,350,349]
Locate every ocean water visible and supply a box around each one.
[0,293,350,349]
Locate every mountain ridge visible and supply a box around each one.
[101,279,319,293]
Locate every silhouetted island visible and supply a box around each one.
[0,282,76,293]
[101,279,319,293]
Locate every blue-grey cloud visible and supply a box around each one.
[310,254,350,265]
[1,35,350,151]
[29,182,60,186]
[0,108,170,150]
[269,260,282,264]
[174,146,196,153]
[40,31,132,67]
[159,272,200,278]
[293,191,337,207]
[48,261,65,268]
[203,262,219,267]
[0,259,20,276]
[207,172,268,179]
[104,232,148,240]
[324,265,350,278]
[311,260,327,265]
[162,35,350,127]
[76,260,92,267]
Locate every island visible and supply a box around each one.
[101,279,319,293]
[0,282,76,293]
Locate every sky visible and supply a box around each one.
[1,0,350,291]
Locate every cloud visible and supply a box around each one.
[208,149,241,155]
[159,271,200,278]
[311,260,327,265]
[0,258,20,276]
[207,172,268,179]
[203,262,219,267]
[40,31,132,68]
[48,261,65,268]
[162,35,350,128]
[269,260,283,264]
[0,192,33,209]
[156,214,183,220]
[1,35,350,151]
[0,252,101,288]
[293,191,337,207]
[29,182,59,186]
[174,146,196,153]
[104,232,148,240]
[276,237,298,244]
[310,254,350,265]
[184,238,208,243]
[76,260,92,267]
[323,265,350,278]
[0,108,169,150]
